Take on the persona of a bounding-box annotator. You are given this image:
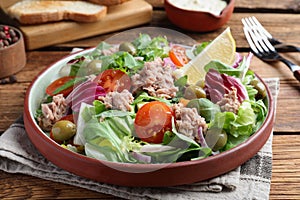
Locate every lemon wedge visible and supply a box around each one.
[174,27,236,84]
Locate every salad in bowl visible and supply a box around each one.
[24,28,274,186]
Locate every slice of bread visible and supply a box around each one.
[87,0,131,6]
[7,0,107,25]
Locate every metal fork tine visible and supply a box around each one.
[243,26,259,54]
[243,16,300,52]
[253,28,272,53]
[242,17,276,54]
[249,17,276,52]
[259,31,276,52]
[243,18,267,53]
[242,16,300,82]
[250,16,273,39]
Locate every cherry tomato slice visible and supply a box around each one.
[134,101,173,144]
[95,69,131,93]
[169,45,189,67]
[46,76,75,97]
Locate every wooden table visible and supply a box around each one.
[1,0,300,199]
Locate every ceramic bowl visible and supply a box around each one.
[164,0,235,32]
[24,46,274,188]
[0,25,26,79]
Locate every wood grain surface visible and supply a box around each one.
[0,0,300,199]
[1,0,153,50]
[145,0,300,11]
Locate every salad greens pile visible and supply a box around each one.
[36,33,269,164]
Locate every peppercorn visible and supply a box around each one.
[0,31,6,39]
[0,25,19,49]
[9,29,16,38]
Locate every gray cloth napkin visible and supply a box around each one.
[0,78,279,200]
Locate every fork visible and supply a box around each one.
[242,16,300,52]
[242,19,300,82]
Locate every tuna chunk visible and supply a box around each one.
[131,58,178,99]
[38,94,67,131]
[217,87,241,114]
[172,103,207,143]
[98,89,134,112]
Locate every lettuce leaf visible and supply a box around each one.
[208,101,261,150]
[100,51,144,75]
[204,52,253,80]
[74,102,212,163]
[132,34,169,61]
[187,98,221,122]
[73,103,139,163]
[133,92,171,106]
[230,101,257,137]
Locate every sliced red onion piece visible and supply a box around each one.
[163,57,176,70]
[197,127,209,148]
[131,151,151,163]
[66,80,106,112]
[232,52,243,68]
[139,144,176,153]
[66,80,97,103]
[71,94,96,112]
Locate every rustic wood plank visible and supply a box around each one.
[271,135,300,200]
[145,0,300,11]
[0,171,120,199]
[55,12,300,51]
[236,0,300,11]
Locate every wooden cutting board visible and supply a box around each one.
[1,0,153,50]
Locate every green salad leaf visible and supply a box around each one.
[100,51,144,75]
[133,92,172,106]
[75,102,212,163]
[193,41,210,56]
[187,98,221,122]
[76,103,140,163]
[204,56,248,79]
[132,34,169,61]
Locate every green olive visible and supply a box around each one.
[195,79,205,88]
[205,128,228,151]
[51,120,76,142]
[250,79,266,98]
[119,42,136,55]
[184,85,206,100]
[86,60,102,75]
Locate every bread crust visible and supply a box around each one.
[7,1,107,24]
[87,0,131,6]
